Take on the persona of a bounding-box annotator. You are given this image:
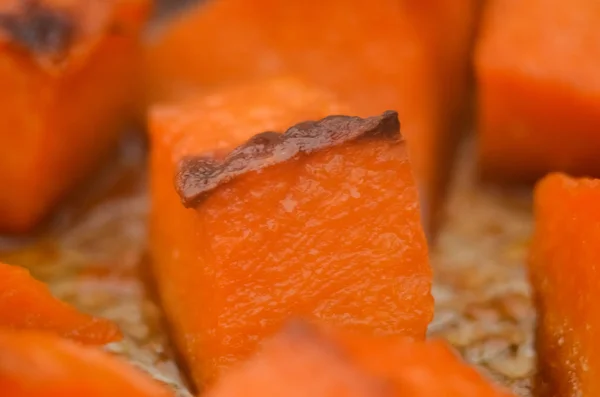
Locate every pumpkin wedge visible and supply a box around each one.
[530,173,600,397]
[0,0,150,232]
[476,0,600,182]
[149,77,432,388]
[206,320,514,397]
[0,262,121,345]
[0,330,173,397]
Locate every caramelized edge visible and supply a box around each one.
[0,0,75,56]
[176,110,402,208]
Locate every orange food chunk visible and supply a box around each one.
[206,320,513,397]
[149,77,432,387]
[0,330,173,397]
[530,173,600,397]
[0,0,150,232]
[144,0,480,230]
[0,262,121,345]
[476,0,600,182]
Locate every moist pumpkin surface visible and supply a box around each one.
[149,77,432,387]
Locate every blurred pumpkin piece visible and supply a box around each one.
[206,320,514,397]
[0,0,150,232]
[530,173,600,397]
[0,330,174,397]
[0,261,122,345]
[476,0,600,182]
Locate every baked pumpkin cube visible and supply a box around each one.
[0,261,121,345]
[476,0,600,182]
[0,330,173,397]
[530,173,600,397]
[0,0,150,232]
[149,77,432,388]
[144,0,480,231]
[206,320,514,397]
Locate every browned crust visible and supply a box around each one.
[176,110,402,208]
[0,0,74,56]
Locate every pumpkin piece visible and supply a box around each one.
[476,0,600,182]
[206,320,514,397]
[0,0,150,232]
[144,0,480,231]
[0,261,121,345]
[0,330,173,397]
[149,77,432,388]
[530,173,600,397]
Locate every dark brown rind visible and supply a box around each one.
[0,0,74,56]
[176,110,402,208]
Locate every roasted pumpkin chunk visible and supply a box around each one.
[0,0,150,232]
[476,0,600,182]
[0,261,121,345]
[206,320,514,397]
[149,77,432,388]
[144,0,480,231]
[530,173,600,397]
[0,330,173,397]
